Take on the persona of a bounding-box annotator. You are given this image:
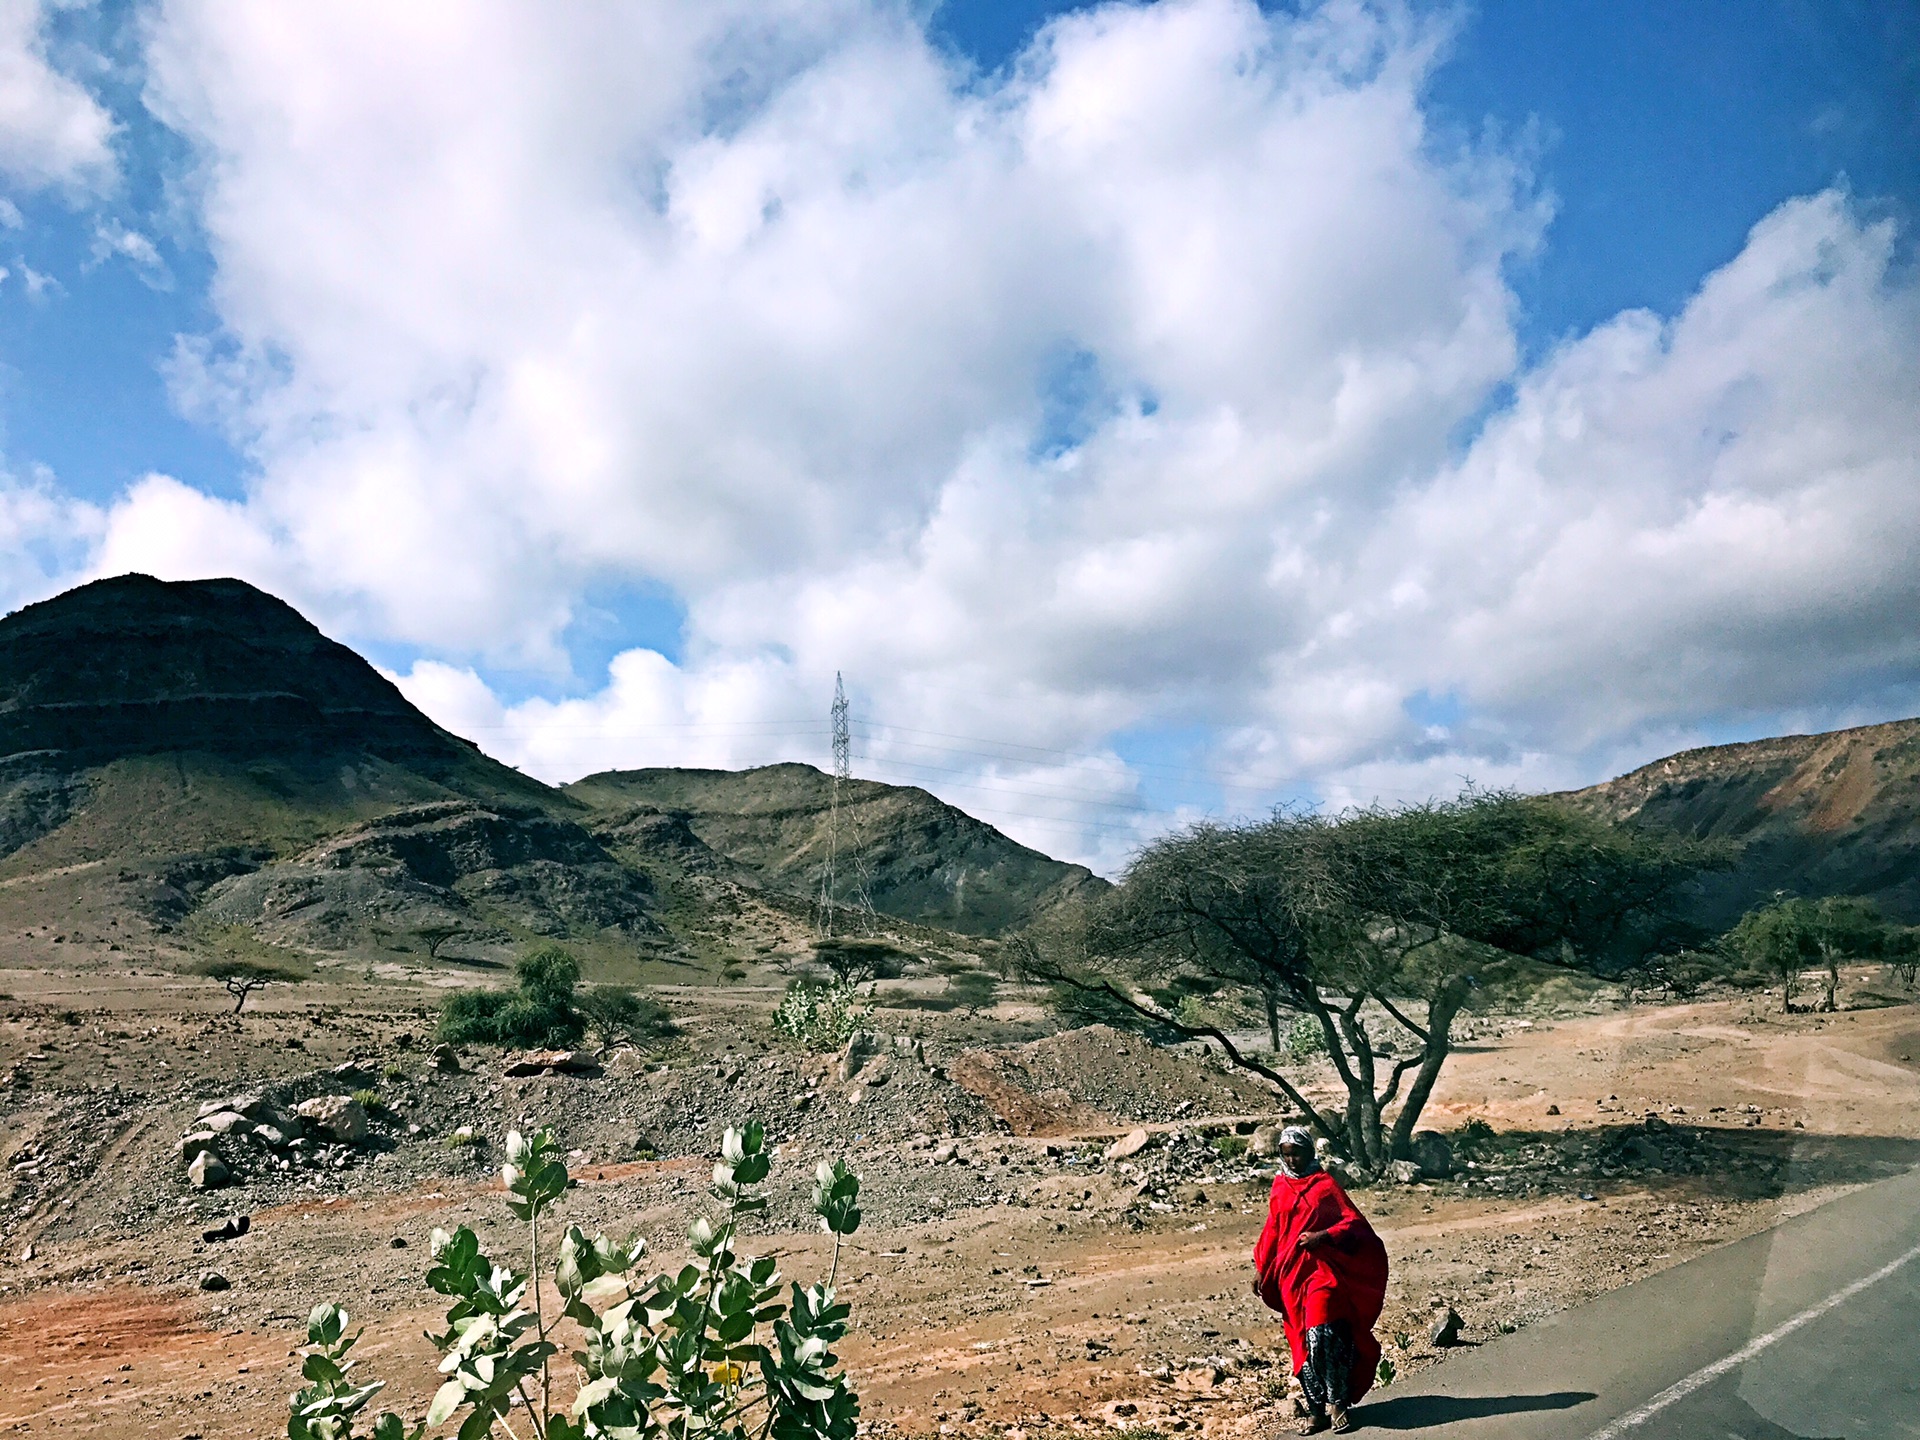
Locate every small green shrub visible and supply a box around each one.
[576,986,677,1051]
[1376,1355,1397,1387]
[444,1128,484,1149]
[381,1064,408,1084]
[1285,1013,1327,1063]
[772,982,870,1051]
[1210,1134,1249,1161]
[437,946,586,1048]
[945,969,999,1016]
[351,1087,383,1114]
[288,1121,864,1440]
[1454,1117,1497,1159]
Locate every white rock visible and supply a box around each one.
[187,1151,231,1189]
[295,1095,369,1145]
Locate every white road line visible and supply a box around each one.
[1583,1237,1920,1440]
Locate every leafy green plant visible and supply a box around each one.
[438,946,587,1049]
[771,982,870,1051]
[383,1064,410,1084]
[351,1087,384,1115]
[1375,1355,1397,1387]
[287,1301,419,1440]
[289,1121,863,1440]
[1284,1013,1326,1063]
[1209,1134,1249,1161]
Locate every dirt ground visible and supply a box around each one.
[2,961,1917,1439]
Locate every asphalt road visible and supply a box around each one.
[1357,1161,1920,1439]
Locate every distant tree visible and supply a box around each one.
[438,944,586,1048]
[812,937,910,988]
[1724,895,1902,1012]
[576,985,678,1051]
[196,957,305,1013]
[412,922,470,961]
[1015,792,1725,1175]
[1891,928,1920,989]
[943,968,999,1016]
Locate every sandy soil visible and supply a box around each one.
[2,963,1917,1440]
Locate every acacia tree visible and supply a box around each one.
[196,957,305,1013]
[811,938,909,988]
[1014,793,1721,1174]
[1724,894,1902,1011]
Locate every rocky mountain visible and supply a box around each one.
[566,763,1105,937]
[1562,716,1920,924]
[0,575,663,967]
[0,575,1096,975]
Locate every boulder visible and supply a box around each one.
[502,1049,602,1077]
[1386,1159,1424,1186]
[177,1132,221,1162]
[1105,1128,1152,1161]
[295,1095,370,1145]
[202,1110,250,1136]
[199,1271,231,1292]
[1428,1307,1463,1347]
[1248,1125,1283,1159]
[1409,1130,1454,1179]
[838,1030,882,1082]
[187,1151,231,1190]
[431,1043,462,1073]
[330,1060,377,1087]
[251,1123,293,1149]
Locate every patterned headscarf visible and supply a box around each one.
[1278,1124,1320,1179]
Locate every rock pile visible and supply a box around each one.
[177,1088,373,1189]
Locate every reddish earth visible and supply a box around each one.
[1,976,1916,1438]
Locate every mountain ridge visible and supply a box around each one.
[0,575,1101,967]
[1560,714,1920,924]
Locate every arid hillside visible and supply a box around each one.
[1562,716,1920,924]
[567,764,1105,936]
[0,576,1098,976]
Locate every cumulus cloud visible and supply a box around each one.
[61,0,1920,870]
[0,462,104,612]
[0,0,116,192]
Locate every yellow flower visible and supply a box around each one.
[710,1361,743,1386]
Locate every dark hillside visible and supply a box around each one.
[0,574,527,782]
[1561,716,1920,924]
[566,762,1105,935]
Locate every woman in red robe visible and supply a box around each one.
[1252,1127,1390,1434]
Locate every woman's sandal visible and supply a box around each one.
[1295,1416,1330,1435]
[1330,1405,1355,1433]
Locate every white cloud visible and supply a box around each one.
[0,0,116,192]
[52,0,1917,871]
[88,219,171,286]
[0,461,104,612]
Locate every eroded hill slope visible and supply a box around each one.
[566,763,1106,935]
[1562,716,1920,923]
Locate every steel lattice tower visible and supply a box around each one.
[816,673,850,937]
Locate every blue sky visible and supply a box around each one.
[1,0,1917,868]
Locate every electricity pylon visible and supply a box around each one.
[816,673,851,937]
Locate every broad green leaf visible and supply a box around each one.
[426,1379,466,1427]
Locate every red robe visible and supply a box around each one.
[1252,1169,1389,1404]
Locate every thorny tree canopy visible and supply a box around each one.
[1015,792,1725,1170]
